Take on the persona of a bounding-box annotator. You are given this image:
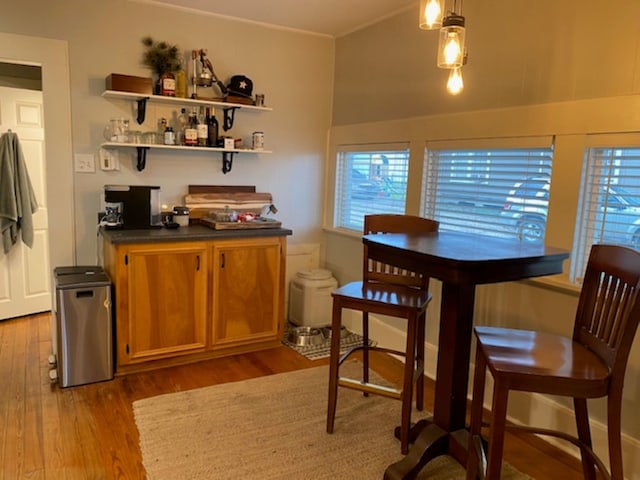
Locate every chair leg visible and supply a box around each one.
[362,312,370,397]
[399,313,418,455]
[485,380,509,480]
[326,299,343,434]
[467,347,488,480]
[574,398,597,480]
[606,392,624,480]
[415,311,426,412]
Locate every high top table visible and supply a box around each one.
[361,231,570,480]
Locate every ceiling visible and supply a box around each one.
[139,0,416,37]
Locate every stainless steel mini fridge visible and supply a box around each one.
[53,266,113,387]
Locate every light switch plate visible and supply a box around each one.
[74,153,95,173]
[99,148,120,171]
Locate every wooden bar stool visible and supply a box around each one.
[326,214,438,454]
[466,244,640,480]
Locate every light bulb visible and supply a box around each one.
[447,68,464,95]
[444,34,462,66]
[420,0,443,29]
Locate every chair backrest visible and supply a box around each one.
[574,244,640,390]
[363,214,439,288]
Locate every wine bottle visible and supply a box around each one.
[206,107,219,148]
[197,106,207,146]
[184,108,198,146]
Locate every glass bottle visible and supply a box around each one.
[158,118,167,141]
[159,71,176,96]
[164,126,175,145]
[174,60,187,98]
[177,108,188,145]
[206,107,219,147]
[184,108,198,146]
[196,106,208,146]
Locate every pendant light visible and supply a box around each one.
[418,0,468,95]
[446,67,464,95]
[419,0,445,30]
[437,12,466,68]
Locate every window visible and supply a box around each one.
[571,138,640,283]
[421,137,554,241]
[334,145,409,231]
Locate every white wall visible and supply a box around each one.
[332,0,640,125]
[0,33,75,271]
[0,0,334,264]
[326,1,640,476]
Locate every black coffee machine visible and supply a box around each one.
[104,185,162,229]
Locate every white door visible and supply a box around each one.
[0,85,51,320]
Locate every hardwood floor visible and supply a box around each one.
[0,312,586,479]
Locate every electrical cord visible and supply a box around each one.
[96,215,109,266]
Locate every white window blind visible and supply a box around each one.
[421,138,554,241]
[334,145,409,231]
[571,141,640,283]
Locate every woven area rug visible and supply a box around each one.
[281,325,376,360]
[133,363,529,479]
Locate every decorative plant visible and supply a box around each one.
[141,36,181,76]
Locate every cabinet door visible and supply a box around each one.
[126,242,207,362]
[211,238,283,346]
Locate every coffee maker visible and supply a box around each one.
[104,185,162,229]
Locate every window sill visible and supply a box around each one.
[522,275,581,296]
[322,225,362,240]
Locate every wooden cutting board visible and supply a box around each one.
[185,192,273,221]
[199,217,282,230]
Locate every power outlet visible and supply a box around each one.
[74,153,95,173]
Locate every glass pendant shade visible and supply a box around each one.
[419,0,444,30]
[437,14,466,68]
[446,67,464,95]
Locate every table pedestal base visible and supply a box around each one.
[385,420,470,480]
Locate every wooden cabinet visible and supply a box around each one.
[103,233,286,374]
[104,241,208,369]
[211,237,285,347]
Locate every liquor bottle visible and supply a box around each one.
[177,108,188,145]
[175,60,187,98]
[159,71,176,96]
[184,108,198,146]
[206,107,219,147]
[196,106,208,146]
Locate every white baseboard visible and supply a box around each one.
[344,311,640,480]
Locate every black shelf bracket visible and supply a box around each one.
[222,151,236,174]
[136,97,149,124]
[136,146,150,171]
[222,106,239,131]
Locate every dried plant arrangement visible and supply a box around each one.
[141,36,181,76]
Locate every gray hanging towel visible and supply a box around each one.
[0,131,38,254]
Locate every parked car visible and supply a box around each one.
[501,179,640,248]
[501,178,550,242]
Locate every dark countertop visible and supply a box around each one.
[101,224,293,244]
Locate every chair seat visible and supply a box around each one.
[327,214,438,456]
[333,281,432,311]
[475,326,611,398]
[467,245,640,480]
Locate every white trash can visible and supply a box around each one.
[288,269,338,328]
